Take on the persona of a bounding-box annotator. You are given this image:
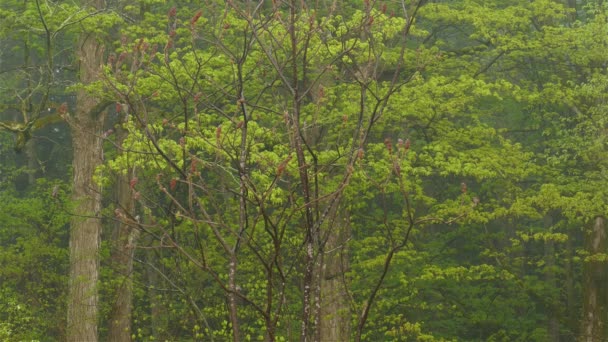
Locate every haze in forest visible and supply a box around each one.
[0,0,607,341]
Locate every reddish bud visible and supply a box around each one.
[58,102,68,115]
[216,125,222,143]
[190,160,197,173]
[404,138,410,150]
[461,182,467,194]
[130,177,138,189]
[179,136,186,147]
[115,103,122,113]
[170,178,177,191]
[277,155,292,177]
[168,6,176,18]
[162,118,169,126]
[342,114,348,124]
[384,138,392,154]
[152,90,159,97]
[236,121,244,129]
[223,23,231,30]
[381,3,387,14]
[191,10,202,27]
[193,92,202,102]
[357,148,364,160]
[107,53,116,65]
[118,51,128,62]
[368,16,374,25]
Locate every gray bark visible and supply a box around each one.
[66,14,106,341]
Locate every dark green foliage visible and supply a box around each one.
[0,180,70,341]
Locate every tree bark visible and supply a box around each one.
[580,216,607,342]
[565,232,576,340]
[319,213,350,341]
[108,171,138,342]
[544,214,559,342]
[66,18,106,342]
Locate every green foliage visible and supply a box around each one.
[0,180,70,341]
[2,0,608,340]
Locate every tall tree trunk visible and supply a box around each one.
[108,170,138,342]
[544,214,559,342]
[66,17,106,342]
[319,213,350,341]
[146,246,167,340]
[565,232,576,340]
[580,216,607,342]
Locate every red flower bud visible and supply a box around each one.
[168,7,176,18]
[58,102,68,115]
[277,155,292,177]
[130,177,138,189]
[216,125,222,144]
[384,138,392,154]
[191,10,202,27]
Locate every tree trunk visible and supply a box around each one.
[66,22,106,342]
[108,171,138,342]
[146,242,167,340]
[544,214,559,342]
[319,213,350,341]
[580,216,607,342]
[565,232,576,340]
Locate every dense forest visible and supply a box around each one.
[0,0,607,341]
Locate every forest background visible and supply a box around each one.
[0,0,607,341]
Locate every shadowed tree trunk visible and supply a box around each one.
[108,169,139,341]
[580,216,607,342]
[565,233,576,340]
[66,4,106,340]
[544,213,559,342]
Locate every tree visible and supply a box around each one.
[66,1,118,340]
[98,0,539,340]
